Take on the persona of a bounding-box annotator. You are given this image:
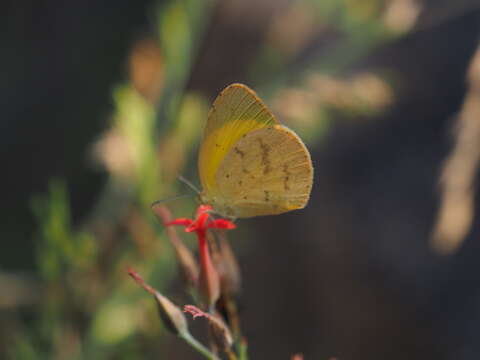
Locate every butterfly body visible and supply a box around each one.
[198,84,313,218]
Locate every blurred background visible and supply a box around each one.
[2,0,480,359]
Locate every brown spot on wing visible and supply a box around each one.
[234,146,245,158]
[257,138,271,175]
[283,164,291,191]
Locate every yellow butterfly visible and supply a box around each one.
[198,83,313,218]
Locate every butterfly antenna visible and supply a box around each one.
[151,194,194,208]
[177,175,201,195]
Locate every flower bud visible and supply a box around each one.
[198,234,220,309]
[128,267,188,335]
[207,313,233,354]
[184,305,233,353]
[215,230,241,296]
[154,291,189,336]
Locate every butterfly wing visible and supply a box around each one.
[213,124,313,218]
[198,84,278,197]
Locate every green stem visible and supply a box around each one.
[238,338,248,360]
[180,331,221,360]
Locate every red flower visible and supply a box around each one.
[166,205,235,310]
[167,205,235,234]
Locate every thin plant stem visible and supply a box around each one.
[180,332,221,360]
[238,338,248,360]
[226,348,238,360]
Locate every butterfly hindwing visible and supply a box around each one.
[214,125,313,218]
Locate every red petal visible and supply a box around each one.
[165,218,193,227]
[196,204,213,217]
[208,219,236,230]
[184,305,208,320]
[185,224,199,233]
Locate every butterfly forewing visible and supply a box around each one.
[198,84,278,196]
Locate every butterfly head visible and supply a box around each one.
[199,191,236,219]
